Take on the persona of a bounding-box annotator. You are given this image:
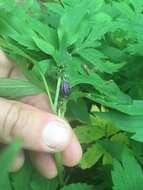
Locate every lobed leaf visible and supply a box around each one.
[112,148,143,190]
[80,143,104,169]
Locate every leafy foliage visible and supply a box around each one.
[0,139,23,190]
[0,0,143,190]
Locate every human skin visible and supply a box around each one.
[0,51,82,178]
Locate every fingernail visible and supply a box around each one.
[42,120,72,151]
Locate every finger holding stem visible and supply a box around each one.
[54,76,65,186]
[44,75,64,186]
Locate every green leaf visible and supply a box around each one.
[29,18,58,48]
[96,111,143,142]
[111,133,129,145]
[112,148,143,190]
[11,158,33,190]
[71,73,131,106]
[102,152,112,165]
[60,183,93,190]
[58,0,105,47]
[74,125,105,144]
[80,143,104,169]
[0,78,43,98]
[77,48,124,74]
[32,34,55,56]
[81,12,111,47]
[100,140,125,161]
[31,171,59,190]
[0,0,15,11]
[0,139,23,190]
[86,93,143,116]
[58,0,88,46]
[44,2,64,16]
[66,98,90,123]
[10,33,38,51]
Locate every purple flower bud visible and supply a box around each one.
[61,80,71,97]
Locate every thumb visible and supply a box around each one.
[0,97,72,152]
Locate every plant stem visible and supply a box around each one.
[42,74,64,186]
[54,76,62,113]
[54,152,64,186]
[40,72,55,112]
[54,76,65,186]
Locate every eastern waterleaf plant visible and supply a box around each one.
[1,0,143,189]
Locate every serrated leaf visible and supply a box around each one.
[74,125,105,144]
[80,143,104,169]
[78,48,124,74]
[29,18,58,48]
[96,111,143,142]
[0,78,43,98]
[112,148,143,190]
[80,12,111,49]
[58,0,105,47]
[71,73,131,106]
[86,93,143,116]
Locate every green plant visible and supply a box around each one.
[1,0,143,189]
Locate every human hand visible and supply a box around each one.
[0,51,82,178]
